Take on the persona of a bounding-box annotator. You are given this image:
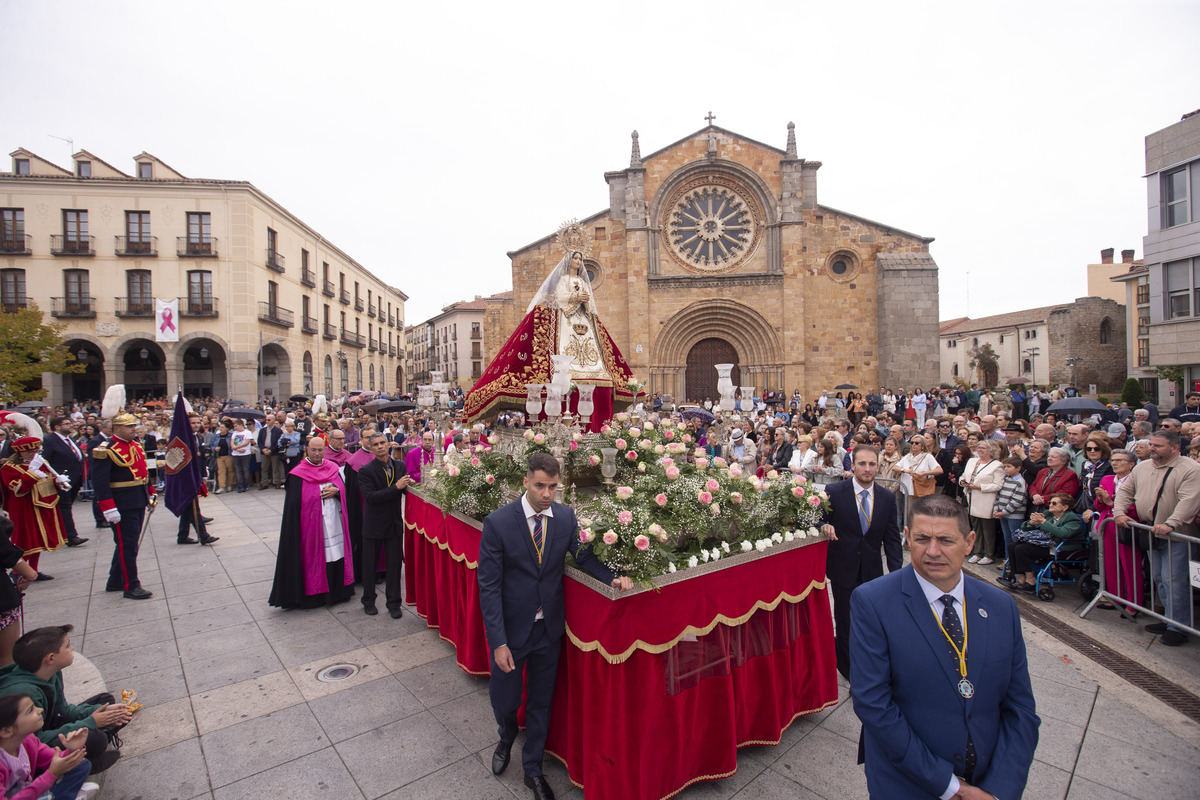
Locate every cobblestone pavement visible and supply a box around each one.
[29,489,1200,799]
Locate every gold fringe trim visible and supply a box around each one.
[564,578,827,664]
[404,519,478,569]
[543,698,838,800]
[402,601,491,676]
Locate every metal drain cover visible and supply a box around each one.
[315,664,360,683]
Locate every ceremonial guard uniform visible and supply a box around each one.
[93,392,155,600]
[0,437,68,573]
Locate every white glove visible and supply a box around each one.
[103,509,121,525]
[28,469,48,480]
[28,454,46,472]
[55,475,71,490]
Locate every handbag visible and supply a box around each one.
[1117,467,1172,551]
[913,475,937,497]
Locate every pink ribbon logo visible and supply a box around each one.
[159,307,176,333]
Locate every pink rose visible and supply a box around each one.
[618,510,634,525]
[665,466,680,480]
[695,458,708,470]
[712,457,727,468]
[767,470,778,480]
[470,457,481,467]
[729,464,743,477]
[793,474,807,486]
[792,486,805,498]
[616,486,634,500]
[698,491,712,504]
[615,438,627,449]
[524,430,535,440]
[579,528,595,543]
[637,462,647,473]
[710,503,721,516]
[682,434,693,444]
[706,478,720,492]
[664,429,675,440]
[629,427,641,437]
[655,493,668,506]
[625,450,638,461]
[534,433,546,445]
[695,448,706,458]
[569,440,578,451]
[644,422,655,431]
[730,491,743,504]
[807,494,822,508]
[447,464,460,477]
[603,531,618,545]
[634,534,650,551]
[485,474,495,484]
[589,454,600,466]
[600,425,612,434]
[648,523,667,541]
[640,439,653,450]
[660,457,675,467]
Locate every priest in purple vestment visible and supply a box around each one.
[268,437,355,609]
[404,430,438,483]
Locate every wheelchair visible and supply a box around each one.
[1002,536,1098,603]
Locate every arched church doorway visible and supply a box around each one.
[685,338,740,403]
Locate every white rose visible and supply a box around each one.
[722,541,731,553]
[784,531,795,542]
[699,549,710,562]
[772,532,783,543]
[687,555,698,568]
[740,541,753,553]
[668,562,677,573]
[711,548,721,561]
[808,527,820,537]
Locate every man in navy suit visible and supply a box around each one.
[478,453,633,800]
[851,494,1039,799]
[43,417,88,549]
[820,445,902,679]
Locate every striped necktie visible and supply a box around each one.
[941,595,976,780]
[531,513,545,565]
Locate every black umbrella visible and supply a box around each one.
[222,407,266,421]
[834,384,858,390]
[289,394,310,403]
[680,407,716,425]
[223,400,248,408]
[15,400,48,410]
[1005,377,1029,385]
[1045,398,1106,415]
[377,400,418,413]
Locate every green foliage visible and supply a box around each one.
[0,306,84,404]
[1120,377,1145,407]
[967,343,999,388]
[423,445,524,519]
[1155,365,1185,395]
[1096,395,1108,405]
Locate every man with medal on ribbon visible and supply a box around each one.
[850,494,1039,800]
[91,386,156,600]
[355,432,413,618]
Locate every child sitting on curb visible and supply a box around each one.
[0,693,97,799]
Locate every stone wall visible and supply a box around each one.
[1046,296,1128,393]
[877,253,940,391]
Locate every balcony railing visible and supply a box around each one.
[323,322,337,339]
[301,267,316,288]
[1,297,28,313]
[451,332,457,341]
[354,297,364,311]
[390,343,397,356]
[367,304,376,318]
[388,313,396,327]
[177,237,219,257]
[340,329,365,348]
[266,249,286,273]
[340,289,351,305]
[50,235,95,256]
[51,297,96,318]
[368,339,378,352]
[471,330,481,340]
[0,235,31,255]
[114,298,154,317]
[257,302,294,328]
[322,279,335,297]
[115,236,157,256]
[302,316,318,334]
[180,297,219,317]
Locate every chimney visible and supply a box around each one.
[1100,248,1114,264]
[1121,249,1135,263]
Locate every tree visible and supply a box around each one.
[1120,377,1145,407]
[1154,365,1185,401]
[0,305,84,404]
[967,343,999,388]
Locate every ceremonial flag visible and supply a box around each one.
[163,391,201,516]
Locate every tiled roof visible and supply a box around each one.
[442,298,490,312]
[939,304,1065,336]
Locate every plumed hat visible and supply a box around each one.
[102,385,137,427]
[0,411,43,442]
[312,394,329,422]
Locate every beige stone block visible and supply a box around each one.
[192,669,304,735]
[287,646,389,702]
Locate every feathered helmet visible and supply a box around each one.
[0,411,43,444]
[101,385,137,427]
[312,394,329,423]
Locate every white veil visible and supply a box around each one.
[525,251,598,316]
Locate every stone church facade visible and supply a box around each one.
[483,123,940,403]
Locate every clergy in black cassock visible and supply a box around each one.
[268,437,355,609]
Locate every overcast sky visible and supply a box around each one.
[2,1,1197,325]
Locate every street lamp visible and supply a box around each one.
[1023,346,1040,381]
[1064,356,1083,391]
[258,332,286,403]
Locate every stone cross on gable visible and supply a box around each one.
[705,111,716,125]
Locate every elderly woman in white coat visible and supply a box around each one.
[959,439,1005,565]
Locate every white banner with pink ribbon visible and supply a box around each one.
[155,298,180,342]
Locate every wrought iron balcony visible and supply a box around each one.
[0,235,31,255]
[340,329,365,348]
[50,297,96,317]
[50,235,94,256]
[302,316,318,334]
[354,297,364,312]
[390,343,397,356]
[339,288,351,305]
[266,249,286,273]
[115,236,157,256]
[257,302,294,328]
[471,330,481,340]
[301,267,316,288]
[114,298,154,317]
[0,297,28,313]
[367,304,376,318]
[177,237,219,258]
[368,339,378,352]
[180,297,219,317]
[323,323,337,339]
[322,279,335,297]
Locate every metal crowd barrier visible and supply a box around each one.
[1079,517,1200,638]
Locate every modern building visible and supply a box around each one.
[408,298,488,392]
[939,293,1126,393]
[1120,109,1200,404]
[483,122,941,402]
[2,147,407,404]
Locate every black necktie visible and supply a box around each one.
[941,595,976,781]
